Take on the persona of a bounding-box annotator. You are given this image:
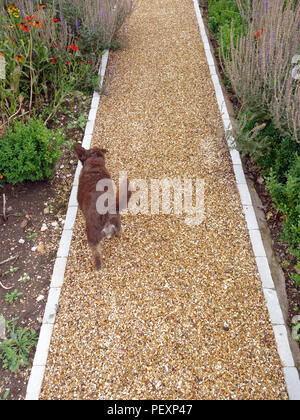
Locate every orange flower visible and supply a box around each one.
[38,4,46,8]
[0,174,3,180]
[16,54,23,63]
[32,20,42,28]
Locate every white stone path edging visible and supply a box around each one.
[25,50,109,401]
[192,0,300,400]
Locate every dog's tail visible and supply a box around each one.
[116,177,132,213]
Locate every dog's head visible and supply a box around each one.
[100,221,118,240]
[73,143,108,166]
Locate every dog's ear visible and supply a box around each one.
[98,148,109,155]
[73,143,87,163]
[93,147,109,157]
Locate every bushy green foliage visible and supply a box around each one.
[267,156,300,252]
[234,110,299,178]
[0,117,63,184]
[206,0,243,54]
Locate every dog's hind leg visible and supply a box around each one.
[89,242,102,271]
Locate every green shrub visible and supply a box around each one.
[0,117,63,184]
[206,0,243,54]
[267,156,300,250]
[233,110,299,178]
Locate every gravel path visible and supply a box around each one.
[40,0,288,399]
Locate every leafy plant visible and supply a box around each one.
[291,273,300,287]
[18,273,31,284]
[0,318,38,372]
[0,117,64,184]
[76,113,88,131]
[267,155,300,249]
[292,317,300,343]
[4,265,19,276]
[0,389,10,400]
[26,232,38,241]
[5,289,23,304]
[207,0,243,55]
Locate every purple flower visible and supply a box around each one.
[75,18,80,32]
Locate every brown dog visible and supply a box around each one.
[74,143,131,270]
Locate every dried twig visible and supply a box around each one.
[0,281,13,290]
[2,193,7,221]
[0,255,18,266]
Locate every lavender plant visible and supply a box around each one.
[56,0,135,53]
[222,0,300,143]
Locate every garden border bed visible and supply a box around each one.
[193,0,300,400]
[25,50,109,400]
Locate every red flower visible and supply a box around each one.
[69,44,79,52]
[66,60,69,66]
[23,25,31,32]
[49,57,57,63]
[17,22,31,32]
[0,174,3,180]
[52,43,58,48]
[253,29,263,39]
[53,17,59,23]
